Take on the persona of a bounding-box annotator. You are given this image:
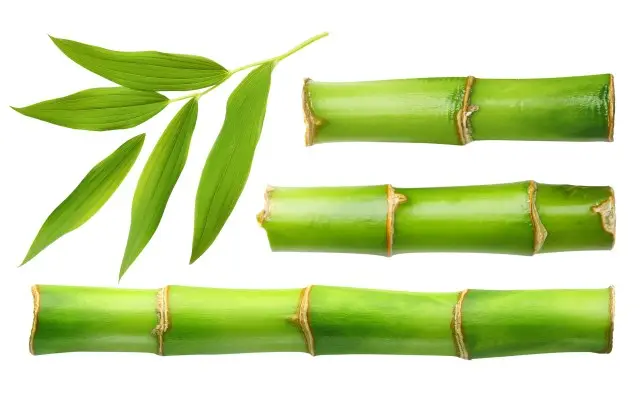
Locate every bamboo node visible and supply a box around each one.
[452,289,470,360]
[256,185,275,226]
[303,78,322,146]
[386,185,407,257]
[29,285,41,355]
[152,286,170,356]
[604,285,615,354]
[591,192,616,237]
[528,180,548,254]
[295,285,315,356]
[608,74,615,142]
[456,76,478,145]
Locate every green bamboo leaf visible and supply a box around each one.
[12,87,168,131]
[21,134,146,265]
[191,62,274,263]
[51,37,229,91]
[120,99,198,278]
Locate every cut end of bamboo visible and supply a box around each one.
[528,181,548,254]
[591,190,616,239]
[29,285,40,356]
[608,74,615,142]
[303,78,321,146]
[605,285,615,354]
[256,185,275,226]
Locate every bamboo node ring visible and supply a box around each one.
[456,76,478,145]
[528,180,548,254]
[386,185,407,256]
[153,286,170,356]
[452,289,470,360]
[295,285,315,355]
[29,285,41,355]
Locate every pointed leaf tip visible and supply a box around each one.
[189,244,206,265]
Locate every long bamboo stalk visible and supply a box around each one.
[258,181,615,256]
[303,74,614,146]
[30,284,614,359]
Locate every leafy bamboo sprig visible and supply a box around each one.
[14,32,328,279]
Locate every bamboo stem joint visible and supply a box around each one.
[153,286,170,355]
[456,76,478,144]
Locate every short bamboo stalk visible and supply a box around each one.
[258,181,615,256]
[30,284,614,359]
[303,74,614,146]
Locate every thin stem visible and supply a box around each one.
[228,31,329,74]
[169,32,328,103]
[169,93,198,103]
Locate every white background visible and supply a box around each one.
[0,0,637,398]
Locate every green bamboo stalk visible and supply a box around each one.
[303,74,614,146]
[258,181,615,256]
[29,284,614,359]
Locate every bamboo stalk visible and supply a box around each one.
[30,284,614,359]
[303,74,614,146]
[258,181,615,256]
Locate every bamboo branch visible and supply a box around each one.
[258,181,615,256]
[303,74,614,145]
[29,285,614,359]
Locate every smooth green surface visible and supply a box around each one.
[471,75,611,141]
[22,134,145,265]
[12,87,168,131]
[191,63,274,264]
[263,185,388,255]
[51,37,229,91]
[165,286,305,355]
[120,99,198,278]
[537,184,614,253]
[33,285,612,359]
[261,182,614,255]
[33,286,157,355]
[306,74,611,144]
[394,182,533,255]
[308,78,465,144]
[312,286,457,356]
[463,289,610,358]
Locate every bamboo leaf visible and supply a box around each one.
[12,87,168,131]
[21,134,146,265]
[120,99,198,278]
[191,62,274,263]
[51,37,229,91]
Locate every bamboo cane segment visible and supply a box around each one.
[30,285,613,359]
[305,74,614,144]
[260,182,615,256]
